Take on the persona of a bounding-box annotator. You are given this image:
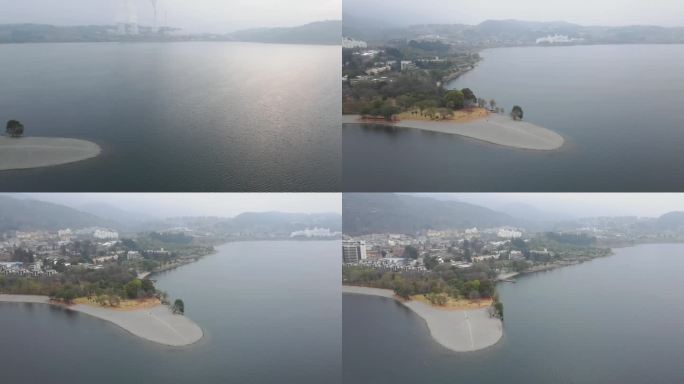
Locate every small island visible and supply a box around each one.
[1,120,102,171]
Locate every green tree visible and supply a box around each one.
[172,299,185,315]
[493,301,504,320]
[461,88,476,104]
[124,279,143,299]
[6,120,24,137]
[443,90,465,110]
[511,105,524,121]
[404,245,419,259]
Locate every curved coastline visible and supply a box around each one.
[343,285,503,352]
[343,114,564,151]
[0,137,101,171]
[0,294,203,347]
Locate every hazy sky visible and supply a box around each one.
[17,193,341,218]
[345,0,684,27]
[417,194,684,218]
[0,0,341,33]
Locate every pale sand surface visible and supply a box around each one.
[342,286,503,352]
[0,137,101,171]
[343,114,564,151]
[0,295,203,347]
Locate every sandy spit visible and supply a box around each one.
[343,114,564,151]
[0,294,203,347]
[343,286,503,352]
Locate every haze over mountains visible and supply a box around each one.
[343,194,684,236]
[343,14,684,45]
[0,195,341,237]
[0,20,341,44]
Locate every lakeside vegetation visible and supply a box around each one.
[343,262,500,314]
[342,39,519,122]
[0,264,158,305]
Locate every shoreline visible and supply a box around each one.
[0,294,203,347]
[343,113,564,151]
[343,285,503,352]
[0,136,101,171]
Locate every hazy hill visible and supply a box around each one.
[138,212,342,239]
[228,20,341,45]
[78,202,158,224]
[656,212,684,229]
[0,196,108,232]
[342,16,684,45]
[343,194,514,235]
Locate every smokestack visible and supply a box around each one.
[149,0,159,33]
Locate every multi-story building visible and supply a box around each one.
[343,240,367,263]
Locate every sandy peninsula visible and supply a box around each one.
[342,112,564,151]
[343,285,503,352]
[0,294,203,347]
[0,137,101,171]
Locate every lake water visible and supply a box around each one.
[343,45,684,191]
[0,241,341,383]
[343,243,684,383]
[0,42,341,191]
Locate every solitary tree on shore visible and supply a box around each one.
[6,120,24,137]
[172,299,185,315]
[511,105,524,121]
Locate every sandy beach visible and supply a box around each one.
[343,113,564,151]
[343,286,503,352]
[0,137,101,171]
[0,295,203,347]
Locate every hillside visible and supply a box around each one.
[343,194,514,235]
[228,20,341,45]
[0,195,107,232]
[342,16,684,45]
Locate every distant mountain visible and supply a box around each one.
[0,196,108,232]
[78,203,158,225]
[656,212,684,229]
[341,17,684,45]
[343,194,515,235]
[136,212,342,239]
[231,212,341,231]
[497,202,574,223]
[228,20,341,45]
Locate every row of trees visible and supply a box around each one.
[343,263,497,303]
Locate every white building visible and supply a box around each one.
[343,37,368,49]
[93,229,119,240]
[400,60,417,71]
[497,228,523,239]
[290,228,339,238]
[342,240,367,263]
[536,34,584,44]
[365,65,392,76]
[58,229,74,241]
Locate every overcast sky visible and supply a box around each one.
[16,193,341,218]
[0,0,341,33]
[416,193,684,218]
[345,0,684,27]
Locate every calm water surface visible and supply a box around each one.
[343,45,684,191]
[344,243,684,383]
[0,241,341,384]
[0,42,341,191]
